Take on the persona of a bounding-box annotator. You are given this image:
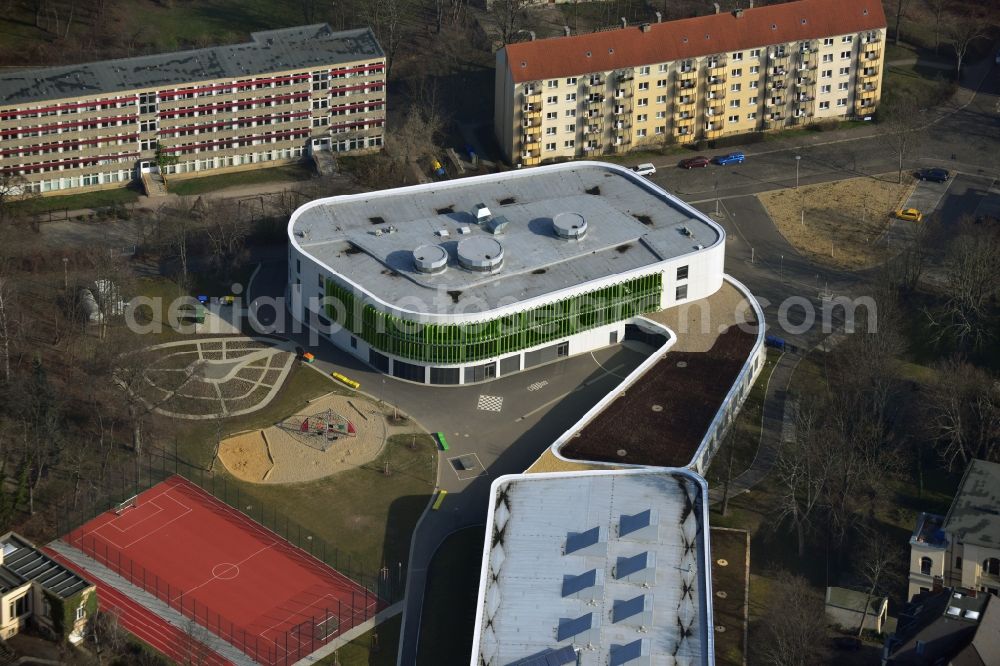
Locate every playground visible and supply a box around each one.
[217,392,411,484]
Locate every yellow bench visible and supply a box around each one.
[331,372,360,389]
[432,489,447,510]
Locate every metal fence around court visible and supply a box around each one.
[55,448,403,665]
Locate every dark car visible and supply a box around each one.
[714,151,746,165]
[915,167,950,183]
[679,156,711,169]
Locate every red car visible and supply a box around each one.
[679,156,710,169]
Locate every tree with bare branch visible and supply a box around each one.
[947,13,987,82]
[851,529,904,637]
[923,358,1000,469]
[490,0,532,45]
[878,97,923,184]
[774,398,831,557]
[756,571,830,666]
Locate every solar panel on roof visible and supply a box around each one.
[556,612,592,641]
[609,639,644,665]
[615,552,649,579]
[565,526,599,554]
[619,509,652,537]
[612,594,646,623]
[505,645,577,666]
[561,569,597,597]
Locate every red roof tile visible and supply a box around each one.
[504,0,886,83]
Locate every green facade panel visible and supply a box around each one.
[325,272,662,364]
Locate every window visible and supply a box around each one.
[819,101,830,110]
[823,38,834,46]
[820,84,832,93]
[350,336,358,349]
[984,558,1000,575]
[636,128,647,137]
[296,259,301,273]
[731,68,742,77]
[920,557,933,575]
[566,77,577,85]
[730,99,741,108]
[654,126,665,134]
[676,284,688,300]
[75,606,86,621]
[748,97,757,106]
[750,49,761,58]
[746,112,757,120]
[728,114,739,123]
[732,52,743,60]
[545,127,556,135]
[546,95,557,104]
[565,124,576,133]
[822,54,833,63]
[750,65,760,74]
[544,142,556,151]
[749,80,759,89]
[140,139,156,151]
[8,595,28,619]
[956,557,963,569]
[656,79,667,88]
[547,80,558,88]
[836,97,847,107]
[563,139,574,148]
[638,82,649,90]
[317,274,324,288]
[655,95,667,104]
[730,83,742,92]
[565,93,576,102]
[564,109,576,117]
[841,50,851,59]
[637,98,648,107]
[636,113,648,122]
[546,111,557,119]
[639,66,650,75]
[655,111,666,119]
[842,35,853,43]
[140,119,157,133]
[658,64,668,72]
[677,265,689,280]
[821,69,833,78]
[838,82,849,90]
[839,67,850,76]
[138,92,157,115]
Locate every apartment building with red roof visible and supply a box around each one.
[495,0,886,165]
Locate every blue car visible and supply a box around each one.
[714,152,746,165]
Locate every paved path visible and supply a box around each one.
[708,350,799,505]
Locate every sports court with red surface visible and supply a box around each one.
[64,475,380,666]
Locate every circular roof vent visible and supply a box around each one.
[553,212,587,240]
[412,244,448,274]
[457,237,504,273]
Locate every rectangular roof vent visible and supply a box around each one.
[561,569,598,598]
[612,594,647,623]
[615,551,655,582]
[609,638,647,666]
[619,509,658,540]
[556,612,593,641]
[507,646,577,666]
[565,526,600,555]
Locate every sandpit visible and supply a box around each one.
[217,392,412,484]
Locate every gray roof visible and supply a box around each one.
[472,469,713,666]
[0,24,383,107]
[1,532,92,599]
[825,586,887,615]
[291,162,722,317]
[943,459,1000,550]
[887,589,992,665]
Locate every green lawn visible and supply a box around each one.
[417,527,486,666]
[167,163,314,196]
[11,187,141,216]
[883,62,954,108]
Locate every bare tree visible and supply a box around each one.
[202,199,248,283]
[947,14,987,82]
[924,358,1000,468]
[891,0,911,45]
[756,571,830,666]
[490,0,532,45]
[852,530,904,637]
[879,97,923,184]
[0,276,13,384]
[775,399,830,557]
[924,222,1000,350]
[364,0,413,78]
[925,0,949,53]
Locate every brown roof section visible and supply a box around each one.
[505,0,886,83]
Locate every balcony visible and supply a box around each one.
[769,67,788,78]
[707,76,726,92]
[677,69,697,85]
[765,97,785,108]
[521,132,540,147]
[770,50,790,64]
[613,104,631,116]
[795,76,814,87]
[522,103,541,118]
[585,124,602,135]
[705,123,723,139]
[674,110,694,121]
[675,96,696,110]
[859,68,879,81]
[856,81,878,94]
[523,84,541,102]
[854,97,876,114]
[706,60,726,77]
[587,95,605,109]
[613,88,631,100]
[585,76,605,88]
[768,79,787,90]
[706,102,724,117]
[520,148,540,165]
[764,114,786,129]
[798,55,817,71]
[521,116,541,128]
[615,68,634,81]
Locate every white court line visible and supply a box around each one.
[266,593,381,656]
[90,491,194,551]
[106,500,166,533]
[173,542,277,602]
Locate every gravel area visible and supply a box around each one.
[217,393,413,484]
[646,280,756,353]
[758,173,915,269]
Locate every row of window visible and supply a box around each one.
[3,151,139,175]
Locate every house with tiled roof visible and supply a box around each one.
[494,0,886,165]
[0,532,95,644]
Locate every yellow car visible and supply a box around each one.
[894,208,923,222]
